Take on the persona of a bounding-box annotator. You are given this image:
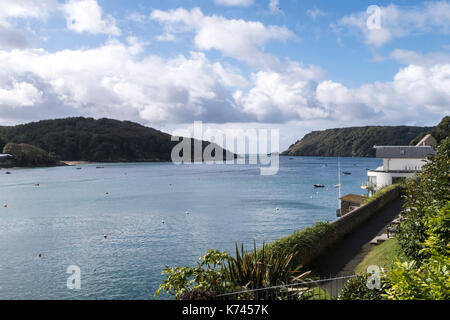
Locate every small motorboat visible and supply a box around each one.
[342,172,352,175]
[96,166,104,169]
[314,184,325,188]
[5,171,11,174]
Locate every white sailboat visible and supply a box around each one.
[336,157,342,217]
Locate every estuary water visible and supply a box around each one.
[0,156,381,299]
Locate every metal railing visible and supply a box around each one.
[215,275,356,300]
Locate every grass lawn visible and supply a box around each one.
[355,239,401,274]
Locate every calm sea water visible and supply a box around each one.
[0,156,381,299]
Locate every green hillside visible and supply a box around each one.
[282,125,436,157]
[0,117,231,163]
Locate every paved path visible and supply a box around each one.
[309,198,404,278]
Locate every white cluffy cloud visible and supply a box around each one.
[62,0,121,36]
[0,0,57,25]
[235,61,450,124]
[0,40,449,126]
[0,80,43,107]
[150,7,293,68]
[390,49,450,66]
[234,62,327,122]
[335,1,450,47]
[214,0,253,6]
[0,40,250,123]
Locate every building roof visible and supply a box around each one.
[416,134,437,147]
[374,146,435,159]
[339,194,368,204]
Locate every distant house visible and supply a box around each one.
[338,194,367,216]
[416,134,437,148]
[366,137,436,192]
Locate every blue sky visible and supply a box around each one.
[0,0,449,149]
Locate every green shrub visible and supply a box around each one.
[384,256,449,300]
[177,289,216,300]
[263,222,333,267]
[227,241,309,290]
[155,242,313,299]
[397,138,450,262]
[339,275,385,300]
[384,202,450,300]
[154,249,235,298]
[383,139,450,300]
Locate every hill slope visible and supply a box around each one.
[282,125,435,157]
[0,117,231,162]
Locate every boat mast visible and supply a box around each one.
[338,156,341,211]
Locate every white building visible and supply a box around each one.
[367,135,436,192]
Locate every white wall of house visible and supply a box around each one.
[368,170,415,189]
[382,158,428,171]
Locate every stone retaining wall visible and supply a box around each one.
[296,185,402,267]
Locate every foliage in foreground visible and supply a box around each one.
[339,274,384,300]
[154,250,233,298]
[155,242,311,299]
[396,138,450,262]
[384,202,450,300]
[381,138,450,300]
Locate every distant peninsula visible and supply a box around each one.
[282,116,448,158]
[0,117,233,167]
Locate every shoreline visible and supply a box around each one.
[60,160,93,166]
